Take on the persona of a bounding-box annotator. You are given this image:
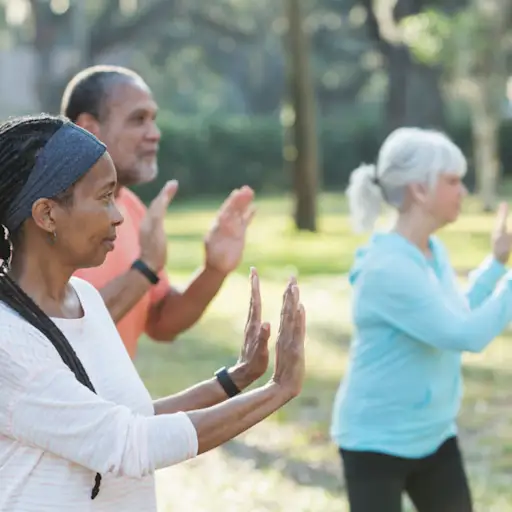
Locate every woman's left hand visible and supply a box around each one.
[492,202,512,264]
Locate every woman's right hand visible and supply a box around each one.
[184,274,306,456]
[270,277,306,400]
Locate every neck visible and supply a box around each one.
[9,246,73,307]
[393,211,439,255]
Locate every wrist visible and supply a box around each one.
[494,255,509,265]
[204,261,229,280]
[131,258,160,285]
[138,255,160,274]
[263,380,295,405]
[227,363,256,391]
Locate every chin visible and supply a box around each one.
[80,252,109,269]
[445,211,460,224]
[125,163,158,186]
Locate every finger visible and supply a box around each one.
[242,205,257,226]
[495,202,509,234]
[293,303,306,346]
[251,267,261,324]
[258,322,271,347]
[217,188,240,216]
[148,180,179,218]
[245,267,261,331]
[279,279,298,338]
[220,186,254,217]
[278,278,293,334]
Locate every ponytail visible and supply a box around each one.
[346,163,384,233]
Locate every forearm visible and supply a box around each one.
[466,255,507,308]
[98,269,153,323]
[185,382,291,455]
[11,368,198,478]
[146,265,227,341]
[154,364,254,415]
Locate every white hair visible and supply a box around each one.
[346,127,467,233]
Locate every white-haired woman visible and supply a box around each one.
[330,127,512,512]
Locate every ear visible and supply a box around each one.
[408,182,430,205]
[31,198,58,234]
[74,113,101,138]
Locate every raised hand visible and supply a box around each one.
[492,202,512,264]
[139,180,179,273]
[270,277,306,400]
[204,186,255,275]
[233,268,271,386]
[186,274,306,456]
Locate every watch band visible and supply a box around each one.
[131,259,160,285]
[215,366,241,397]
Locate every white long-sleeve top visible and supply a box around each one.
[0,277,198,511]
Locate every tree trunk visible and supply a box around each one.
[362,0,447,134]
[31,0,90,113]
[284,0,319,232]
[385,45,446,133]
[471,94,500,211]
[469,0,510,210]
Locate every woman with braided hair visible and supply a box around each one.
[0,114,306,511]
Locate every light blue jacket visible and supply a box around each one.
[331,232,511,458]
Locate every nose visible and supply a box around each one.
[111,202,124,227]
[146,120,161,143]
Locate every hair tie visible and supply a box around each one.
[372,167,380,187]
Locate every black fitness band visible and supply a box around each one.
[131,259,160,285]
[215,367,241,397]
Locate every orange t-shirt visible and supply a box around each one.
[74,187,170,359]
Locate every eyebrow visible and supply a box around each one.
[129,107,158,118]
[99,179,117,193]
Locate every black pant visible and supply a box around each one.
[340,437,473,512]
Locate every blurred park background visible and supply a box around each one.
[1,0,512,510]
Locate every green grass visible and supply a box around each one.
[134,192,512,511]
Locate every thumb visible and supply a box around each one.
[293,304,306,345]
[149,180,179,218]
[258,322,271,348]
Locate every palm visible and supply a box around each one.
[492,202,512,264]
[205,186,255,274]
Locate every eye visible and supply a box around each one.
[103,191,114,202]
[130,114,146,125]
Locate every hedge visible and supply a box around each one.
[132,112,512,203]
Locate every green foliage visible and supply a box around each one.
[401,9,454,66]
[133,109,512,202]
[400,6,503,78]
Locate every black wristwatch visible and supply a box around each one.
[215,366,241,397]
[131,259,160,285]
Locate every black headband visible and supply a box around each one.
[3,122,107,232]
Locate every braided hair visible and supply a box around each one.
[0,114,102,499]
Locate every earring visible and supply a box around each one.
[48,230,57,245]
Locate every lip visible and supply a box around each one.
[103,236,117,251]
[141,148,158,157]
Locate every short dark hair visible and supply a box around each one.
[0,113,102,499]
[61,65,142,122]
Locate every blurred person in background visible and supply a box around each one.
[330,127,512,512]
[0,114,306,511]
[61,65,255,368]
